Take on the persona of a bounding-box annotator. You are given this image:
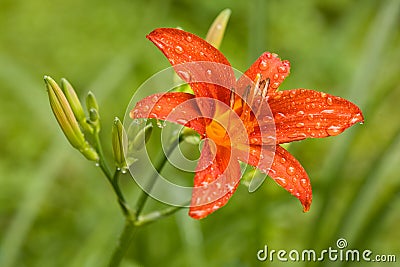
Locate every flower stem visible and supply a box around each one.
[94,131,130,216]
[108,219,137,267]
[133,139,181,219]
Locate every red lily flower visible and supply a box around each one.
[130,28,364,219]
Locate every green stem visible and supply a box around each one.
[108,219,136,267]
[134,139,181,219]
[94,131,130,216]
[136,203,188,227]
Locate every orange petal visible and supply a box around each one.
[237,52,290,97]
[130,92,206,135]
[146,28,235,111]
[268,146,312,212]
[189,141,241,219]
[268,89,364,143]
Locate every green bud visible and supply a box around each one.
[112,117,127,168]
[86,91,99,113]
[45,76,99,161]
[130,123,153,151]
[205,8,231,49]
[60,79,85,123]
[60,78,93,133]
[45,76,86,149]
[88,108,100,132]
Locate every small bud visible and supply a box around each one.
[112,117,127,168]
[45,76,99,161]
[60,78,93,133]
[60,79,85,123]
[45,76,86,149]
[86,91,99,113]
[205,8,231,49]
[88,108,100,132]
[130,123,153,151]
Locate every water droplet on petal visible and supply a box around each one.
[296,122,305,127]
[186,35,192,42]
[154,105,162,111]
[280,157,286,164]
[326,125,342,136]
[278,66,287,73]
[206,69,212,76]
[320,92,327,98]
[297,110,305,116]
[315,122,321,129]
[326,97,333,105]
[259,60,268,70]
[273,73,279,80]
[143,105,149,112]
[300,178,308,188]
[152,96,159,102]
[308,114,314,120]
[177,70,191,81]
[174,45,184,54]
[177,118,188,124]
[275,177,287,187]
[265,52,272,59]
[271,82,280,89]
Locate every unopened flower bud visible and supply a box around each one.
[130,123,153,151]
[45,76,86,149]
[86,91,99,113]
[112,117,127,168]
[45,76,99,161]
[205,8,231,49]
[60,78,92,133]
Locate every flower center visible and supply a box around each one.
[206,119,230,147]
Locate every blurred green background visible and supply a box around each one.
[0,0,399,266]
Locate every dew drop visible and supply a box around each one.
[289,91,296,98]
[273,73,279,80]
[326,97,333,105]
[320,92,327,98]
[326,125,342,136]
[275,177,287,187]
[308,114,314,120]
[259,60,268,70]
[276,112,286,119]
[321,109,334,114]
[206,69,212,75]
[174,45,184,54]
[277,66,287,73]
[315,122,321,129]
[143,105,149,112]
[297,110,305,116]
[265,52,272,59]
[177,70,191,81]
[177,118,188,124]
[280,157,286,164]
[152,95,159,102]
[186,35,192,42]
[296,122,305,128]
[300,178,308,188]
[271,82,280,89]
[305,97,311,103]
[154,105,162,111]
